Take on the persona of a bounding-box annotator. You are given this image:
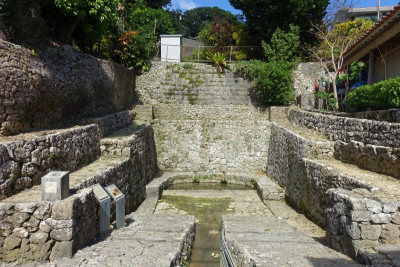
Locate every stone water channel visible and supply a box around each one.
[155,182,258,266]
[152,179,359,267]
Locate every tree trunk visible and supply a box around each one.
[331,73,340,111]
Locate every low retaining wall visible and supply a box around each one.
[0,189,96,262]
[288,108,400,178]
[334,140,400,179]
[80,110,135,138]
[326,189,400,262]
[288,109,400,148]
[311,109,400,123]
[266,123,368,226]
[0,125,100,199]
[0,110,136,199]
[1,124,158,262]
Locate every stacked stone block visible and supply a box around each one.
[0,40,135,136]
[326,189,400,264]
[0,125,100,199]
[0,189,96,262]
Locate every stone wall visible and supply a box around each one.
[0,40,135,136]
[326,188,400,263]
[288,109,400,148]
[0,125,100,199]
[80,110,135,138]
[288,108,400,178]
[0,123,158,262]
[135,61,254,106]
[267,123,337,226]
[0,189,97,263]
[292,63,325,97]
[310,109,400,123]
[334,140,400,178]
[100,124,158,185]
[153,119,271,173]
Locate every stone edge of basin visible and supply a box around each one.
[134,172,285,214]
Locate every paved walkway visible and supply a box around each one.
[222,215,362,267]
[37,214,194,267]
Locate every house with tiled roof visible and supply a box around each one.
[343,4,400,85]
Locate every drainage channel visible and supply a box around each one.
[154,182,269,267]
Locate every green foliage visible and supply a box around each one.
[346,77,400,112]
[199,20,235,47]
[207,52,227,73]
[262,24,300,65]
[314,91,335,110]
[349,61,366,81]
[182,7,239,38]
[235,26,299,105]
[228,0,329,45]
[236,60,294,105]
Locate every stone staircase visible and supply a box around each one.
[135,62,254,106]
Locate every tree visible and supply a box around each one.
[166,9,187,36]
[236,25,300,106]
[307,18,374,110]
[228,0,329,45]
[126,0,171,9]
[47,0,121,44]
[263,24,300,64]
[198,20,235,47]
[182,7,239,38]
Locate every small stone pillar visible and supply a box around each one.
[105,184,125,229]
[41,171,69,201]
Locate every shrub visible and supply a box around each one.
[346,77,400,111]
[236,60,294,105]
[207,52,227,73]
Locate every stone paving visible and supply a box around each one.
[1,214,195,267]
[222,215,362,267]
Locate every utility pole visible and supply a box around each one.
[377,0,381,20]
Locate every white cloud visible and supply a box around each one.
[174,0,197,10]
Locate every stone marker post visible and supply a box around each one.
[41,171,69,201]
[91,184,111,235]
[105,184,125,229]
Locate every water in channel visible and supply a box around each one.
[154,182,257,267]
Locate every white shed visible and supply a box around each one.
[160,34,182,62]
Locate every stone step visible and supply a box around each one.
[1,123,151,204]
[311,158,400,201]
[47,213,195,267]
[153,104,269,121]
[222,215,361,267]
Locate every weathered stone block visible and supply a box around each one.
[49,240,76,260]
[12,227,29,238]
[3,235,21,250]
[365,199,382,213]
[30,232,49,244]
[51,196,80,220]
[372,213,391,224]
[50,227,76,241]
[392,212,400,225]
[351,210,372,222]
[380,224,400,242]
[383,202,400,213]
[14,203,37,213]
[360,224,381,240]
[33,202,52,219]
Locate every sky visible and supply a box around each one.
[170,0,400,14]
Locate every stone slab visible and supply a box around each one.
[42,213,195,267]
[222,215,362,267]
